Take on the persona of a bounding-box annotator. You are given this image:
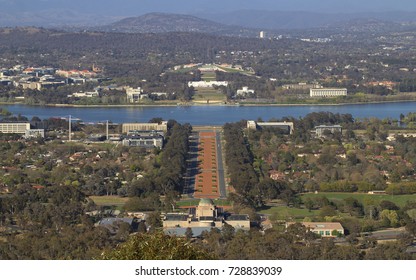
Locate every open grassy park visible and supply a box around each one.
[89,195,129,209]
[301,192,416,207]
[193,88,226,103]
[258,192,416,222]
[258,205,320,220]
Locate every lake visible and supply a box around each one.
[1,102,416,125]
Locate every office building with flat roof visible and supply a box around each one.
[0,123,31,134]
[310,88,347,97]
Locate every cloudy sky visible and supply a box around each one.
[1,0,416,15]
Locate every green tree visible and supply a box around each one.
[101,232,213,260]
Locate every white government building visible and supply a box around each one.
[122,122,168,134]
[310,88,347,97]
[0,122,45,138]
[187,81,229,88]
[0,122,31,134]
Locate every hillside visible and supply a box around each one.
[96,13,255,36]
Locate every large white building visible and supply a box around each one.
[68,91,99,98]
[236,86,255,97]
[247,121,294,135]
[187,81,229,88]
[286,222,344,237]
[163,199,250,237]
[25,129,45,139]
[0,123,45,138]
[0,123,31,134]
[122,134,164,149]
[315,125,342,137]
[310,88,347,97]
[125,87,145,103]
[122,122,168,134]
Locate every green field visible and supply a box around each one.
[258,192,416,221]
[89,196,129,208]
[301,192,416,207]
[258,206,319,220]
[193,88,226,102]
[201,72,217,82]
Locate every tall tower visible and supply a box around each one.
[259,31,266,39]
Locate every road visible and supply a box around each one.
[183,131,199,198]
[183,127,227,199]
[215,131,227,198]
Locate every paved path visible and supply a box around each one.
[183,132,199,197]
[194,131,220,199]
[183,128,227,199]
[215,131,227,198]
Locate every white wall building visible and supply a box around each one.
[125,87,144,103]
[236,86,255,97]
[310,88,347,97]
[188,81,229,88]
[69,91,99,98]
[122,122,168,134]
[0,123,31,134]
[315,125,342,137]
[247,121,294,134]
[25,129,45,139]
[286,222,344,237]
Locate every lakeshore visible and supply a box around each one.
[2,97,416,108]
[1,101,416,125]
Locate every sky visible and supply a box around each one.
[1,0,416,15]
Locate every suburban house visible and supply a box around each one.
[286,222,344,237]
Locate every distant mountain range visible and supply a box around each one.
[92,12,416,36]
[95,13,253,35]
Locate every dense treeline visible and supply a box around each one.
[0,185,120,259]
[223,122,258,207]
[122,121,191,212]
[157,122,192,194]
[386,182,416,195]
[223,122,289,208]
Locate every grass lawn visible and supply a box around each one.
[201,72,217,82]
[258,192,416,221]
[301,192,416,207]
[89,196,129,208]
[258,205,319,220]
[176,198,231,207]
[193,89,226,102]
